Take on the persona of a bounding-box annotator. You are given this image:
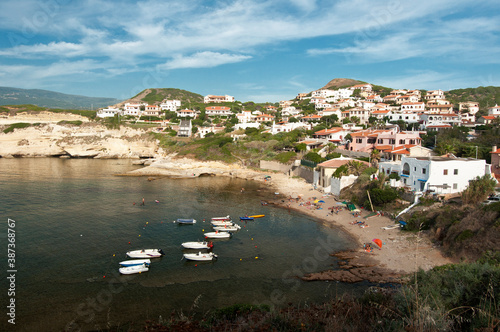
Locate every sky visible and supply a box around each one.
[0,0,499,103]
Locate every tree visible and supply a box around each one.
[370,149,381,168]
[461,175,497,204]
[346,160,368,176]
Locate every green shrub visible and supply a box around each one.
[275,151,296,163]
[3,122,31,133]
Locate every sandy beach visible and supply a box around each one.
[128,158,453,282]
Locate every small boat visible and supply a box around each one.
[183,251,217,261]
[211,215,231,221]
[119,259,151,267]
[181,241,214,250]
[213,224,241,232]
[126,249,165,258]
[204,231,231,239]
[239,216,254,221]
[119,263,149,275]
[248,214,265,218]
[211,220,234,226]
[174,218,196,224]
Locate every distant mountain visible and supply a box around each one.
[321,78,367,90]
[0,87,121,109]
[116,88,203,107]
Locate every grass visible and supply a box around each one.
[3,122,32,133]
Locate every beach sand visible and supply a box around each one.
[256,172,453,282]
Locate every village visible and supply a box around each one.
[95,83,500,200]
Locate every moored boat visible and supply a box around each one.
[119,259,151,267]
[239,216,254,221]
[183,252,217,261]
[181,241,214,250]
[213,224,241,232]
[211,215,231,221]
[119,263,149,275]
[174,218,196,224]
[248,214,265,218]
[211,220,234,226]
[126,249,165,258]
[204,231,231,239]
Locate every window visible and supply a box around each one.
[453,183,458,190]
[389,139,396,144]
[443,169,448,175]
[454,169,458,175]
[422,168,426,174]
[400,139,405,144]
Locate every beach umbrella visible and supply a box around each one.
[372,238,383,249]
[318,200,325,203]
[314,199,320,203]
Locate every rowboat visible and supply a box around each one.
[174,218,196,224]
[248,214,265,218]
[239,217,254,221]
[211,220,234,226]
[126,249,165,258]
[181,241,214,249]
[119,263,149,275]
[204,231,231,239]
[211,215,231,221]
[119,259,151,267]
[183,252,217,261]
[213,224,241,232]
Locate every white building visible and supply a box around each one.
[177,109,196,118]
[269,121,311,135]
[488,104,500,116]
[160,99,181,112]
[401,102,425,112]
[205,106,232,117]
[204,95,234,103]
[236,110,255,123]
[281,106,301,117]
[123,102,146,116]
[399,155,489,194]
[96,107,121,118]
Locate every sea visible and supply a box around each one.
[0,158,360,331]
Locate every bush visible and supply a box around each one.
[3,122,31,133]
[369,187,398,206]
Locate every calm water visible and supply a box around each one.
[0,158,358,331]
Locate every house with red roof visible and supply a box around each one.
[205,106,232,117]
[316,156,370,194]
[478,115,497,124]
[313,127,349,144]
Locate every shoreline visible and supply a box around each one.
[127,157,454,283]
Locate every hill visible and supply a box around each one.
[116,88,204,107]
[446,86,500,111]
[0,87,121,109]
[321,78,366,90]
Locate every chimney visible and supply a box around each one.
[493,146,497,153]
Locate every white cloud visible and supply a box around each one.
[158,52,251,70]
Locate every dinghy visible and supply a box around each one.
[204,231,231,239]
[126,249,165,258]
[183,252,217,261]
[211,215,231,221]
[211,220,234,226]
[239,216,254,221]
[119,263,149,275]
[181,241,214,249]
[248,214,265,218]
[213,224,241,232]
[119,259,151,267]
[174,218,196,224]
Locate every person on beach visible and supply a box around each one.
[140,197,145,206]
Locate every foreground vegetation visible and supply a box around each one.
[136,260,498,331]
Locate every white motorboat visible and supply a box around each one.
[213,224,241,232]
[211,220,234,226]
[174,218,196,224]
[119,259,151,267]
[183,252,217,261]
[181,241,214,250]
[204,231,231,239]
[126,249,165,258]
[211,215,231,221]
[119,263,149,275]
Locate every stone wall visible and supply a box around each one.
[259,160,292,173]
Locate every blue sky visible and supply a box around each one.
[0,0,499,103]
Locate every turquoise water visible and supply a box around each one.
[0,158,357,331]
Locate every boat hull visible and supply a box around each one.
[126,249,165,258]
[183,252,217,261]
[119,264,149,275]
[119,259,151,266]
[204,232,231,239]
[181,241,213,249]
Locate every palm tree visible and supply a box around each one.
[370,149,381,168]
[346,160,367,176]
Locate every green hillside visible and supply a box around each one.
[0,87,121,109]
[446,86,500,111]
[134,88,204,105]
